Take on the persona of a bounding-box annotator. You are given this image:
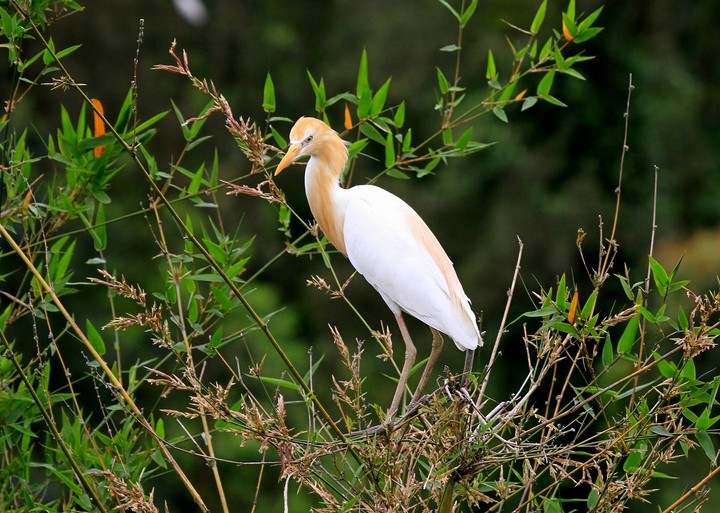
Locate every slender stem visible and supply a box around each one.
[599,74,634,284]
[634,165,660,407]
[477,236,523,406]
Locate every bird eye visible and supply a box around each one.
[304,135,313,145]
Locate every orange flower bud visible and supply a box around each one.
[92,99,105,158]
[344,103,353,130]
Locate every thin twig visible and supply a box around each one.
[477,235,524,407]
[635,164,661,404]
[598,74,634,284]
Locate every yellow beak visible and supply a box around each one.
[274,143,302,176]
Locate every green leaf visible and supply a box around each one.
[419,156,440,177]
[537,69,555,97]
[492,106,508,123]
[524,306,558,318]
[575,7,604,42]
[460,0,478,27]
[530,0,548,34]
[581,288,598,318]
[270,125,287,148]
[617,314,639,354]
[86,319,106,355]
[356,49,370,97]
[371,77,392,116]
[455,126,473,150]
[55,44,82,61]
[542,497,563,513]
[565,0,576,22]
[650,425,673,437]
[574,27,603,43]
[256,376,300,391]
[560,67,586,81]
[384,132,395,169]
[695,431,716,461]
[602,334,614,369]
[394,101,406,128]
[262,72,276,113]
[587,487,599,509]
[401,128,413,152]
[542,95,568,108]
[307,70,327,113]
[437,0,461,22]
[155,418,165,439]
[680,358,696,380]
[521,96,538,111]
[695,407,720,431]
[649,255,669,297]
[348,138,369,160]
[303,354,325,382]
[359,122,386,145]
[623,450,642,472]
[439,44,460,52]
[555,274,567,311]
[386,168,410,180]
[42,37,56,65]
[436,67,450,94]
[677,307,688,331]
[486,49,497,80]
[654,351,677,379]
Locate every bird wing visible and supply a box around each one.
[342,185,479,350]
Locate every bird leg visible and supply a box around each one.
[387,313,417,419]
[460,348,476,391]
[408,328,444,407]
[463,348,475,376]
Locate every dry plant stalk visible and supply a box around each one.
[152,41,275,173]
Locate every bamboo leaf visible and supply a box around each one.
[486,49,497,80]
[437,0,461,22]
[531,0,548,34]
[602,334,614,369]
[384,132,395,169]
[492,106,508,123]
[371,77,392,116]
[262,72,276,113]
[460,0,479,28]
[537,69,555,97]
[394,101,406,128]
[86,319,106,355]
[617,314,639,354]
[649,255,669,297]
[436,67,450,94]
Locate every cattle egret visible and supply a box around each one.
[275,117,482,419]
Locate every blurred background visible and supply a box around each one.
[4,0,720,510]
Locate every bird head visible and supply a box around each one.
[274,117,345,176]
